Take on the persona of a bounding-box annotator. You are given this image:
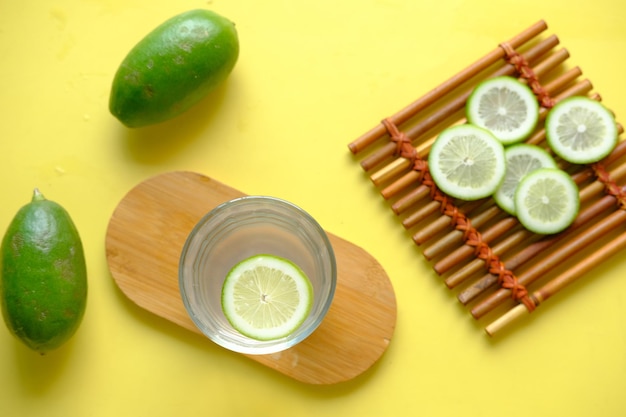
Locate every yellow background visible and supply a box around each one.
[1,0,625,416]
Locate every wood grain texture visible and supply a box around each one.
[105,171,397,384]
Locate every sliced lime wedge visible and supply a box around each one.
[514,168,579,235]
[545,96,618,164]
[466,76,539,145]
[428,124,506,201]
[493,144,557,215]
[221,254,313,341]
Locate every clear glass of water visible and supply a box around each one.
[179,196,337,355]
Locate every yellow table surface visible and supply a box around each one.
[1,1,625,416]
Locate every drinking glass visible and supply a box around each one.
[179,196,337,355]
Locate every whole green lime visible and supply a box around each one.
[109,9,239,128]
[0,189,87,354]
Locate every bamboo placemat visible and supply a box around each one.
[348,20,626,336]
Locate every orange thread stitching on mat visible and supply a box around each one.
[474,240,496,267]
[413,159,429,182]
[592,162,626,209]
[457,215,475,242]
[437,188,535,311]
[447,205,464,230]
[382,118,418,163]
[499,42,556,109]
[381,118,536,311]
[495,268,535,311]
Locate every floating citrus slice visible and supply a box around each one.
[221,254,313,341]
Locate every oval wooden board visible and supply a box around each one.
[105,171,397,384]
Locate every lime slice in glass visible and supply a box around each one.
[493,144,557,215]
[545,96,618,164]
[514,168,579,235]
[428,124,506,201]
[221,254,313,341]
[466,76,539,145]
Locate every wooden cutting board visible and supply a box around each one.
[105,171,397,384]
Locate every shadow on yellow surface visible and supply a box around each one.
[114,80,234,165]
[12,335,75,396]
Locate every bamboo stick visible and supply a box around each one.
[485,226,626,336]
[382,170,421,200]
[371,158,412,186]
[541,65,581,94]
[348,20,549,155]
[402,200,444,229]
[359,34,559,171]
[381,167,427,200]
[393,186,431,215]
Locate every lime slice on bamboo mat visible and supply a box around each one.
[545,96,618,164]
[514,168,580,235]
[493,144,558,215]
[466,76,539,145]
[221,254,313,341]
[428,124,506,200]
